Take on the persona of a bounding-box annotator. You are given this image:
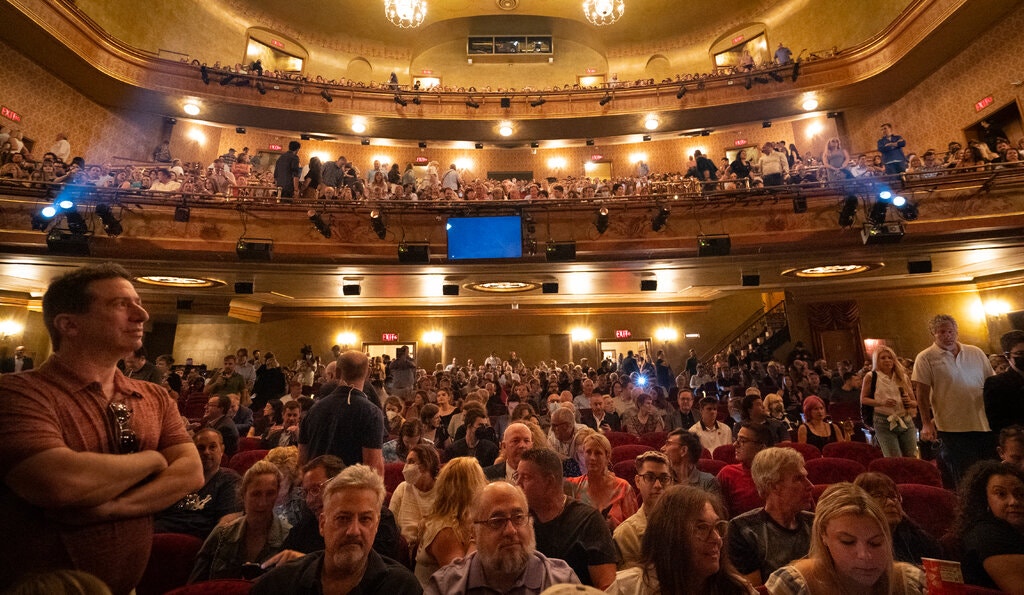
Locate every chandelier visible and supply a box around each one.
[384,0,426,28]
[582,0,624,26]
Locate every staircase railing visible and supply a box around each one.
[701,301,789,366]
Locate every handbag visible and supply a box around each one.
[861,371,876,428]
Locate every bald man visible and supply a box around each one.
[298,351,385,475]
[484,422,534,481]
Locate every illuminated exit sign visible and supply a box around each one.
[731,34,745,45]
[734,139,748,146]
[382,333,400,342]
[270,39,284,48]
[974,96,994,112]
[615,329,632,339]
[268,143,282,151]
[1,106,21,123]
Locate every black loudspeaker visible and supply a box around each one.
[907,260,932,274]
[343,285,361,296]
[46,229,90,256]
[234,282,254,294]
[542,282,559,294]
[442,284,460,296]
[236,238,273,261]
[640,280,658,291]
[697,235,731,257]
[500,97,511,108]
[173,206,191,222]
[741,274,761,287]
[398,243,429,263]
[546,241,576,262]
[792,196,807,213]
[176,299,193,311]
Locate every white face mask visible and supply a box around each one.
[402,463,421,485]
[548,402,560,413]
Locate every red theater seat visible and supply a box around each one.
[605,431,639,447]
[712,444,737,464]
[227,449,268,475]
[137,533,204,595]
[384,461,405,493]
[164,579,252,595]
[611,444,651,464]
[898,483,957,541]
[783,442,822,461]
[236,436,263,452]
[868,457,943,488]
[822,441,883,468]
[696,458,727,476]
[638,431,668,449]
[805,457,865,485]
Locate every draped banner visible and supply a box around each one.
[806,300,864,366]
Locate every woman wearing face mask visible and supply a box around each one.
[389,444,440,549]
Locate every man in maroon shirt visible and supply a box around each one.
[0,263,203,594]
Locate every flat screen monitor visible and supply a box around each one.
[446,215,523,260]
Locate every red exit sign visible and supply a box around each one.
[1,106,21,123]
[421,69,433,75]
[585,68,597,74]
[734,139,748,146]
[975,96,994,112]
[615,329,632,339]
[268,143,282,151]
[382,333,399,342]
[414,156,429,164]
[591,154,603,161]
[731,34,745,45]
[270,39,284,48]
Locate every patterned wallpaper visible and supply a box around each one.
[0,40,163,164]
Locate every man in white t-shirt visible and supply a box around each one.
[912,314,995,486]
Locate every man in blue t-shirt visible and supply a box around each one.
[298,351,385,476]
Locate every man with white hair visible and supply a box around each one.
[252,464,419,594]
[426,482,578,594]
[485,422,534,481]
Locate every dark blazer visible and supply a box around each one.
[483,462,508,482]
[125,361,162,384]
[446,438,499,468]
[0,356,33,374]
[984,369,1024,433]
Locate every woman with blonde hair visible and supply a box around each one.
[822,138,851,182]
[568,432,638,529]
[766,482,925,595]
[265,446,304,525]
[861,345,918,457]
[414,456,488,587]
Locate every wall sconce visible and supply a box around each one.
[654,327,678,342]
[571,327,593,342]
[423,330,443,344]
[0,320,25,341]
[336,332,358,347]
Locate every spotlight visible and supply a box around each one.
[236,127,247,134]
[465,98,480,109]
[256,81,266,95]
[868,200,889,225]
[64,210,88,235]
[31,211,52,231]
[792,59,801,82]
[530,142,539,149]
[475,143,483,149]
[308,210,332,238]
[754,76,770,84]
[599,93,612,106]
[642,135,651,142]
[676,85,687,99]
[594,207,609,234]
[744,77,752,90]
[762,121,772,128]
[651,206,670,231]
[894,196,919,221]
[370,209,387,240]
[394,94,408,107]
[361,139,370,146]
[219,74,235,86]
[700,130,711,136]
[839,195,858,227]
[530,97,547,107]
[586,139,595,146]
[411,96,421,105]
[418,142,427,149]
[95,204,123,237]
[792,196,807,213]
[827,111,841,119]
[320,90,333,103]
[200,65,210,84]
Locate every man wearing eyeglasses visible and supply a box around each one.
[727,447,814,588]
[155,428,242,539]
[426,481,579,594]
[0,263,203,595]
[614,450,673,569]
[984,330,1024,434]
[716,422,770,517]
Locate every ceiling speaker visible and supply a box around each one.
[546,241,576,262]
[907,260,932,274]
[741,274,760,287]
[500,97,511,108]
[442,284,460,296]
[640,279,657,291]
[343,284,361,296]
[542,282,559,294]
[234,282,254,294]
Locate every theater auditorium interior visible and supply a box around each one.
[1,0,1023,370]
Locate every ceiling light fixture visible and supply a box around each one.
[644,116,659,130]
[499,122,513,137]
[351,121,367,134]
[183,102,200,116]
[384,0,426,28]
[582,0,624,26]
[802,98,818,111]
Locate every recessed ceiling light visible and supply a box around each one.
[499,124,513,137]
[802,98,819,111]
[780,263,883,278]
[183,102,201,116]
[466,281,540,293]
[644,116,659,131]
[135,275,225,288]
[351,121,366,134]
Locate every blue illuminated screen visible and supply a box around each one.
[446,216,523,260]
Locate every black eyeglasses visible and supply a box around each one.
[109,401,139,454]
[637,472,673,485]
[474,512,530,531]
